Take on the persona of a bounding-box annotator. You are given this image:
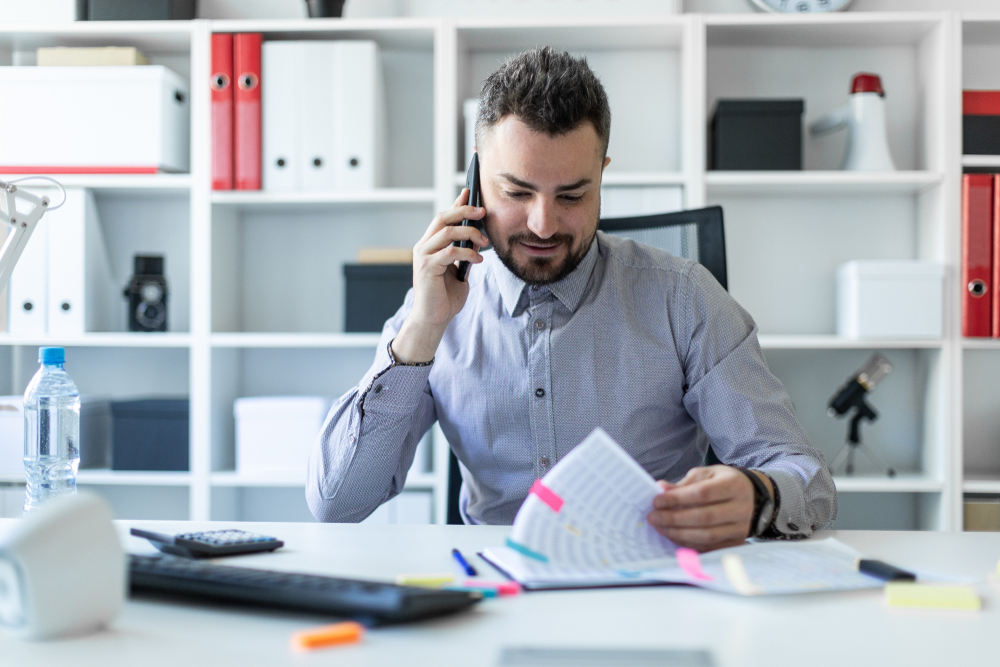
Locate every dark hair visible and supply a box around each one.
[476,47,611,157]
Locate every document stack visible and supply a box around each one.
[261,40,387,192]
[7,189,118,335]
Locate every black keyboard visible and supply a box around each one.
[129,554,483,625]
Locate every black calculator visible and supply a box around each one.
[130,528,284,559]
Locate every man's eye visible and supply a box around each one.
[505,190,531,199]
[560,194,584,203]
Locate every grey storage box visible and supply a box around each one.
[710,99,804,170]
[110,399,189,471]
[80,398,112,469]
[343,264,412,333]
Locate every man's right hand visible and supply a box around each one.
[390,189,488,364]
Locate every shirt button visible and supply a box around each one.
[535,388,545,398]
[534,319,546,330]
[788,522,799,532]
[348,435,356,444]
[540,457,550,468]
[374,385,383,394]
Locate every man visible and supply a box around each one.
[307,47,836,551]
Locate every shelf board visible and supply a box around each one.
[211,332,382,348]
[962,155,1000,169]
[833,474,942,493]
[211,471,438,490]
[0,333,192,348]
[0,173,191,195]
[705,13,942,48]
[453,171,686,188]
[0,470,191,486]
[705,171,943,196]
[757,335,943,350]
[211,188,436,210]
[962,475,1000,494]
[962,338,1000,350]
[209,18,437,50]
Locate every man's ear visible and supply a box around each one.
[602,156,611,170]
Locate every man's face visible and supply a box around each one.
[477,116,610,285]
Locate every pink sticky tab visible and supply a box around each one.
[676,547,713,581]
[530,480,564,512]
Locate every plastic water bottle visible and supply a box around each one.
[23,347,80,513]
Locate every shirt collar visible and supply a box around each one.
[491,235,600,317]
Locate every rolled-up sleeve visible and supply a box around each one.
[676,263,837,537]
[306,291,437,523]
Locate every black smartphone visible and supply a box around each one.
[454,153,482,282]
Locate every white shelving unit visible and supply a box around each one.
[0,11,991,531]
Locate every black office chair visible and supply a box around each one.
[445,206,728,524]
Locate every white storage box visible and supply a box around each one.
[836,261,945,339]
[0,396,22,477]
[234,397,332,476]
[0,66,189,173]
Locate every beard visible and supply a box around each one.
[488,225,597,286]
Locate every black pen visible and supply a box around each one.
[452,548,477,576]
[857,558,916,582]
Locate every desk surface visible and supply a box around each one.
[1,520,999,666]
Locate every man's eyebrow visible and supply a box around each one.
[498,173,592,192]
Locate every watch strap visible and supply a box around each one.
[737,467,774,538]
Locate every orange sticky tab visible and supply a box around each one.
[291,621,365,651]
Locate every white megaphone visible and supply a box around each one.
[809,73,896,171]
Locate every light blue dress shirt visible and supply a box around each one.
[307,232,836,536]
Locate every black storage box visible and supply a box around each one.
[711,99,804,170]
[111,399,189,471]
[344,264,413,333]
[82,0,196,20]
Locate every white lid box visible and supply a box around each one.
[0,66,190,174]
[836,260,944,340]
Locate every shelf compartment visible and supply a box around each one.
[0,333,192,348]
[706,171,943,196]
[758,335,943,350]
[833,474,942,493]
[211,333,381,348]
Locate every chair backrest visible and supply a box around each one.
[598,205,728,290]
[446,206,728,523]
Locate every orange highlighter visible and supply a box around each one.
[291,620,365,651]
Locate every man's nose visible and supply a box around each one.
[526,197,559,239]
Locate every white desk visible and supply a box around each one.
[2,521,1000,666]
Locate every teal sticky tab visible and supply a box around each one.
[506,538,549,563]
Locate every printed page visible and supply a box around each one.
[652,538,883,595]
[507,428,677,570]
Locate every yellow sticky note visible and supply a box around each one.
[395,573,454,588]
[884,583,981,611]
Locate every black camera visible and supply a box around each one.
[124,255,168,332]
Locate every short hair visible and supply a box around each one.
[476,47,611,158]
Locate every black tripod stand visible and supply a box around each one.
[827,352,895,477]
[828,397,895,477]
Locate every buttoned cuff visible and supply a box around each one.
[358,340,434,415]
[760,469,813,539]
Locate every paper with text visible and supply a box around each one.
[485,428,883,595]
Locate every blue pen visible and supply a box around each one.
[452,548,477,576]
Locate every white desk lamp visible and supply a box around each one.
[0,176,65,294]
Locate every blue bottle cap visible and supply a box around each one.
[39,347,65,365]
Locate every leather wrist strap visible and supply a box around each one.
[737,467,773,538]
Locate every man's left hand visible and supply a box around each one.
[647,466,772,553]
